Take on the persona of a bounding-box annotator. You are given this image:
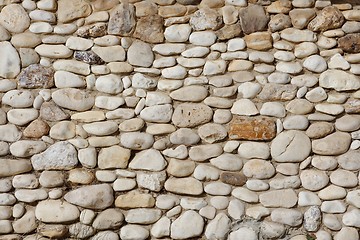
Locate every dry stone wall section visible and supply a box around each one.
[0,0,360,239]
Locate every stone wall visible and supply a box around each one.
[0,0,360,239]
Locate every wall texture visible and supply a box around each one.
[0,0,360,239]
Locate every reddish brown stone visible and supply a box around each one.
[338,33,360,53]
[23,119,50,138]
[220,172,247,186]
[228,116,276,140]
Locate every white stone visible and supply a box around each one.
[171,210,204,239]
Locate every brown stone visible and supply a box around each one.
[76,23,107,38]
[269,14,292,32]
[220,172,247,186]
[159,5,187,18]
[18,64,55,89]
[38,224,68,238]
[176,0,201,5]
[215,23,242,40]
[133,15,164,44]
[228,116,276,140]
[308,6,345,32]
[108,3,136,36]
[289,9,316,29]
[258,83,297,101]
[23,119,50,138]
[40,101,70,122]
[239,5,269,35]
[115,191,155,209]
[338,33,360,53]
[267,0,292,14]
[244,32,272,51]
[90,0,118,11]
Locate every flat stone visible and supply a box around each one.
[39,171,64,188]
[31,141,78,170]
[165,177,203,196]
[312,132,351,155]
[243,159,275,179]
[189,144,223,162]
[133,15,164,44]
[300,170,329,191]
[308,6,344,32]
[52,88,94,111]
[259,83,297,101]
[128,41,154,68]
[281,28,317,43]
[35,200,80,223]
[0,159,32,177]
[64,184,113,210]
[115,191,155,209]
[239,5,269,34]
[18,64,54,89]
[238,142,270,159]
[164,24,191,43]
[220,172,247,186]
[10,140,46,158]
[231,99,259,116]
[0,124,22,142]
[229,227,257,240]
[228,116,276,140]
[172,103,213,128]
[152,43,185,55]
[129,149,166,171]
[49,121,75,140]
[0,4,30,33]
[259,189,297,208]
[243,32,272,51]
[120,225,149,240]
[319,70,360,91]
[189,31,217,47]
[330,169,358,188]
[92,208,124,230]
[35,44,72,58]
[171,210,204,239]
[271,208,303,226]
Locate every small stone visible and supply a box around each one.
[338,33,360,53]
[308,6,344,32]
[92,208,124,230]
[229,227,257,240]
[137,172,167,192]
[189,31,217,47]
[40,101,69,121]
[49,121,76,140]
[243,32,273,51]
[220,172,246,186]
[338,150,360,170]
[259,83,297,101]
[120,225,149,240]
[164,24,191,43]
[165,177,203,195]
[204,213,231,240]
[18,64,54,89]
[303,55,327,73]
[269,14,292,32]
[115,191,155,209]
[98,146,130,169]
[172,103,213,127]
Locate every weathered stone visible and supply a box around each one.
[18,64,54,89]
[52,88,94,111]
[0,4,30,33]
[243,32,272,51]
[77,23,107,38]
[259,189,297,208]
[228,116,276,140]
[312,132,351,155]
[239,5,269,34]
[0,41,21,78]
[108,3,136,36]
[31,141,78,170]
[115,191,155,209]
[133,15,164,43]
[308,6,344,32]
[74,51,104,65]
[98,146,130,169]
[129,149,166,171]
[57,0,91,22]
[172,103,213,127]
[171,210,204,239]
[0,124,22,142]
[127,41,154,68]
[92,208,124,230]
[165,177,203,196]
[243,159,275,179]
[64,184,114,210]
[190,8,223,31]
[0,159,32,177]
[271,208,303,226]
[40,101,69,121]
[319,70,360,91]
[220,172,247,186]
[338,33,360,53]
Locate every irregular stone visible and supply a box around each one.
[231,99,258,116]
[125,208,161,225]
[31,141,78,170]
[271,130,311,162]
[259,83,297,101]
[120,132,154,150]
[0,124,22,142]
[165,177,203,195]
[98,146,130,169]
[220,172,246,186]
[269,14,292,32]
[0,4,30,33]
[239,5,269,34]
[92,208,124,230]
[57,0,91,22]
[169,128,200,145]
[319,70,360,91]
[238,142,270,159]
[133,15,164,44]
[303,55,327,73]
[312,132,351,155]
[35,200,80,223]
[127,41,154,68]
[108,3,135,36]
[189,144,223,162]
[77,23,107,38]
[215,23,242,40]
[74,51,104,65]
[151,216,171,238]
[64,184,113,210]
[304,206,321,232]
[129,149,166,171]
[52,88,94,111]
[203,60,227,75]
[308,6,344,32]
[289,9,316,29]
[49,121,76,140]
[10,140,46,158]
[40,101,69,121]
[18,64,54,89]
[229,227,257,240]
[204,213,231,240]
[190,8,222,31]
[171,210,204,239]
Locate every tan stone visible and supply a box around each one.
[115,191,155,209]
[23,119,50,138]
[244,32,272,51]
[228,116,276,141]
[57,0,92,23]
[159,5,187,18]
[133,15,164,44]
[308,6,344,32]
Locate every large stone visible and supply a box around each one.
[127,41,154,68]
[312,132,351,155]
[129,149,167,171]
[18,64,54,89]
[271,130,311,162]
[259,189,297,208]
[172,103,213,127]
[171,210,204,239]
[239,5,269,34]
[0,159,32,177]
[280,28,317,43]
[108,3,136,36]
[31,141,78,170]
[228,116,276,140]
[35,200,80,223]
[58,0,91,22]
[0,4,30,33]
[338,33,360,53]
[52,88,94,111]
[0,41,20,78]
[319,70,360,91]
[190,8,223,31]
[165,177,203,196]
[170,86,208,102]
[64,184,114,210]
[308,6,344,32]
[204,213,231,240]
[133,15,164,43]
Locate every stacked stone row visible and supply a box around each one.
[0,0,360,239]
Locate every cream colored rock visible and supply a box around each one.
[0,4,30,33]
